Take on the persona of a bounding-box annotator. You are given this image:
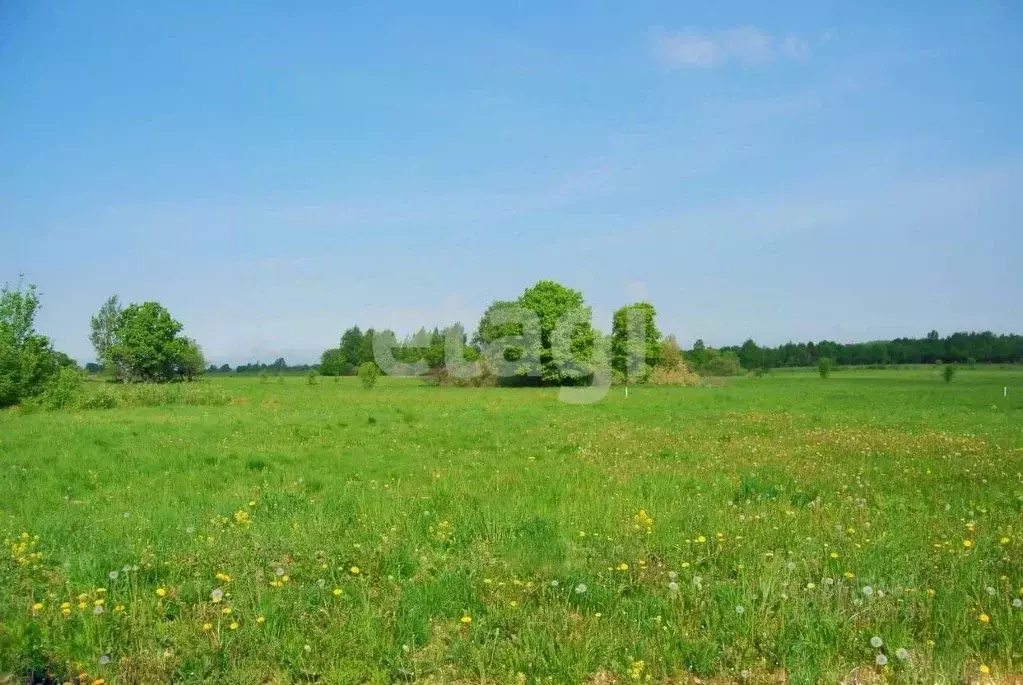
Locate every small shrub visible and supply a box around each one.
[649,364,701,387]
[39,367,83,410]
[307,370,317,385]
[943,364,956,383]
[818,357,832,379]
[79,387,118,410]
[358,361,380,389]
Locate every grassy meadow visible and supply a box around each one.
[2,368,1022,684]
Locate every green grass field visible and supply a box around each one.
[2,368,1022,684]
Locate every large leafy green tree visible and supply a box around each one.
[0,281,60,407]
[611,302,661,382]
[107,301,198,382]
[518,280,595,385]
[339,327,364,369]
[319,348,348,376]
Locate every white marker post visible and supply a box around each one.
[1005,386,1008,398]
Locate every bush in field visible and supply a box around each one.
[649,364,701,386]
[0,281,65,407]
[39,367,84,410]
[79,386,118,410]
[358,361,380,389]
[700,350,743,376]
[307,370,317,385]
[818,357,833,379]
[259,370,270,384]
[943,364,956,383]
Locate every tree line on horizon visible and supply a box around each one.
[4,276,1023,409]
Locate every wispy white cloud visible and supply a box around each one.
[651,26,809,68]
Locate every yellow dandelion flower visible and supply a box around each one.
[696,535,707,543]
[31,603,43,612]
[963,540,974,549]
[1000,537,1010,545]
[460,615,472,624]
[156,588,167,597]
[93,680,105,685]
[830,552,839,559]
[114,604,124,613]
[221,607,231,615]
[202,623,212,632]
[980,664,990,674]
[229,621,239,630]
[978,612,990,623]
[332,588,343,597]
[843,571,855,579]
[617,562,629,571]
[509,600,518,607]
[78,601,87,610]
[806,582,816,590]
[350,566,360,575]
[256,616,265,625]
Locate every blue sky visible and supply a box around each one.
[2,1,1021,364]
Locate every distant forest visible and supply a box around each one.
[718,330,1023,370]
[194,330,1023,376]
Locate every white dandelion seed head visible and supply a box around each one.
[1013,598,1022,608]
[668,581,680,592]
[185,526,195,535]
[276,567,286,577]
[786,562,796,571]
[574,583,587,594]
[668,571,678,581]
[870,636,883,648]
[824,577,834,586]
[108,571,119,581]
[317,579,326,588]
[131,565,139,572]
[122,512,130,518]
[740,670,751,680]
[875,654,887,666]
[862,586,874,597]
[210,588,224,602]
[986,586,997,596]
[895,648,909,660]
[92,605,105,615]
[99,655,111,665]
[550,580,559,587]
[735,605,745,614]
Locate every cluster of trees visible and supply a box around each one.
[320,280,688,386]
[227,358,315,374]
[89,296,205,382]
[0,281,78,407]
[716,330,1023,371]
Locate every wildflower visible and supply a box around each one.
[114,605,124,613]
[155,588,166,598]
[786,561,796,570]
[668,571,678,581]
[927,588,936,597]
[99,655,111,666]
[574,583,587,594]
[221,607,231,615]
[696,535,707,544]
[31,603,43,612]
[460,615,472,624]
[211,588,224,603]
[333,587,343,597]
[680,562,690,568]
[875,654,887,666]
[617,563,629,571]
[824,577,834,586]
[350,566,361,575]
[980,664,991,674]
[926,639,935,648]
[986,586,997,596]
[550,580,559,587]
[108,571,119,581]
[862,586,874,597]
[202,623,212,631]
[93,605,104,616]
[94,598,105,606]
[229,621,238,630]
[806,582,816,590]
[870,636,883,648]
[629,659,645,679]
[978,612,990,623]
[92,680,105,685]
[275,567,286,577]
[215,572,232,583]
[895,648,909,660]
[843,571,855,579]
[830,552,839,559]
[1012,598,1022,608]
[735,605,745,614]
[509,600,518,607]
[1001,537,1010,544]
[668,581,679,592]
[256,616,265,624]
[963,540,973,549]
